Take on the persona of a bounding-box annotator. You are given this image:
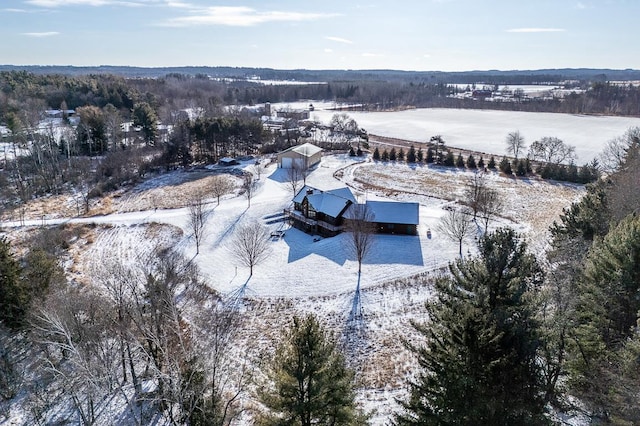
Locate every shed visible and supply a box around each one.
[277,143,322,169]
[218,157,239,166]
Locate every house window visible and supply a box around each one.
[308,209,317,219]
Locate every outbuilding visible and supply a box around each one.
[277,143,322,169]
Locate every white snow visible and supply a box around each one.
[311,108,640,163]
[1,152,585,425]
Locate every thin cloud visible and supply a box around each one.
[164,0,193,8]
[22,31,60,37]
[25,0,146,6]
[325,36,353,44]
[163,6,339,27]
[3,8,30,12]
[506,28,566,33]
[362,52,383,57]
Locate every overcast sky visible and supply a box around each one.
[2,0,638,71]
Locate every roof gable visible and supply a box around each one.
[307,192,352,218]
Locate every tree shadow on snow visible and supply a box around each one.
[225,276,252,310]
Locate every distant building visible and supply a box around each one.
[218,157,239,166]
[277,142,322,169]
[276,109,310,120]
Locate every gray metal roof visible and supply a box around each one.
[364,201,420,225]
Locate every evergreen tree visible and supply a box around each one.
[515,159,527,176]
[443,151,455,167]
[407,145,416,163]
[416,147,424,163]
[396,229,547,425]
[0,238,25,329]
[455,153,465,168]
[348,146,356,157]
[372,147,380,161]
[258,314,362,426]
[397,148,405,162]
[389,147,397,161]
[356,146,363,156]
[381,149,390,161]
[477,156,485,169]
[425,147,434,164]
[568,214,640,421]
[487,156,496,169]
[467,154,476,169]
[499,157,512,175]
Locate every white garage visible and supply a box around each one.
[276,143,323,169]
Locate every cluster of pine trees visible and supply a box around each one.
[369,141,599,184]
[394,134,640,424]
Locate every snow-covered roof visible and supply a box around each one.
[325,187,357,203]
[293,185,318,204]
[307,192,352,218]
[292,185,355,218]
[280,142,322,158]
[365,200,420,225]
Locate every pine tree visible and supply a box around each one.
[477,156,484,169]
[467,154,476,169]
[348,146,356,156]
[443,151,455,167]
[425,147,434,163]
[396,229,547,425]
[381,149,389,161]
[515,159,527,176]
[456,153,465,168]
[0,237,25,329]
[372,147,380,161]
[397,148,405,162]
[258,314,363,426]
[407,145,416,163]
[416,147,424,163]
[499,156,512,174]
[487,156,496,169]
[568,214,640,421]
[389,147,397,161]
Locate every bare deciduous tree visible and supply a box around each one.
[251,161,266,181]
[477,187,504,233]
[600,127,640,173]
[464,171,487,220]
[506,130,526,160]
[528,137,576,164]
[188,190,212,255]
[229,222,271,276]
[436,208,475,258]
[210,175,235,204]
[344,203,376,274]
[286,163,304,196]
[242,174,255,208]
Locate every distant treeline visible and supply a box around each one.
[2,70,640,125]
[2,64,640,83]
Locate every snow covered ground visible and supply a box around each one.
[2,153,585,424]
[308,107,640,163]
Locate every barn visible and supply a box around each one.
[277,143,323,169]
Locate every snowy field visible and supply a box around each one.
[2,153,585,424]
[307,107,640,163]
[264,101,640,163]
